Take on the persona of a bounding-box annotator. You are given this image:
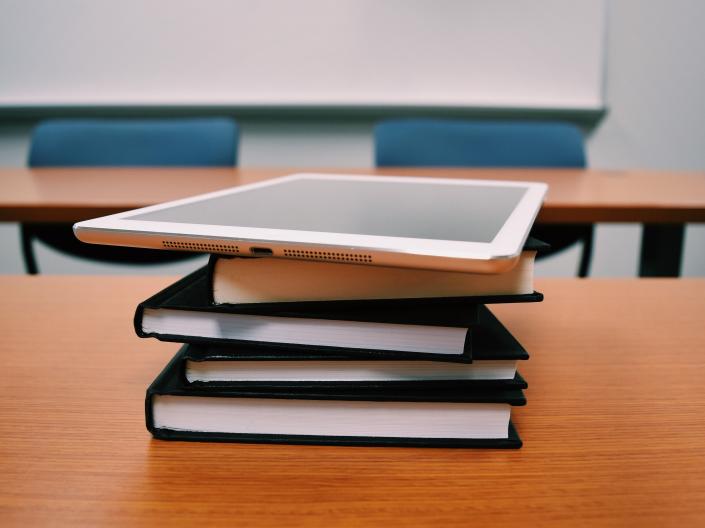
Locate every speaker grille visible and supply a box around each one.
[283,248,372,263]
[162,240,240,254]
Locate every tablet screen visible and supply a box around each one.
[127,178,526,243]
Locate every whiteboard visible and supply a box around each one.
[0,0,606,110]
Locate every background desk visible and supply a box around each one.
[1,167,704,276]
[1,276,704,527]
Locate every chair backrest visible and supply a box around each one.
[374,119,585,168]
[28,118,238,167]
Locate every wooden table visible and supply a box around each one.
[2,167,705,274]
[1,276,703,527]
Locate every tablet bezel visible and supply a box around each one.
[73,173,547,273]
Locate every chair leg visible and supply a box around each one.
[639,224,684,277]
[20,225,39,275]
[577,227,594,278]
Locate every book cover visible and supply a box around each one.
[146,351,525,448]
[208,237,550,305]
[135,267,541,362]
[182,305,529,389]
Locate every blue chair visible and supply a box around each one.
[374,119,593,277]
[23,118,239,274]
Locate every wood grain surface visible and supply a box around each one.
[1,277,704,527]
[2,167,705,223]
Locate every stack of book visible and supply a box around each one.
[139,239,546,448]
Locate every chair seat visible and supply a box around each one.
[374,119,594,277]
[23,118,238,274]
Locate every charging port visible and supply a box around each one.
[250,247,273,257]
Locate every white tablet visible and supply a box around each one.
[74,173,547,273]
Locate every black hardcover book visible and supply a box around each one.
[183,305,528,390]
[146,351,525,448]
[135,267,541,363]
[208,236,550,306]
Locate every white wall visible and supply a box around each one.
[0,0,703,276]
[0,0,605,109]
[586,0,705,276]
